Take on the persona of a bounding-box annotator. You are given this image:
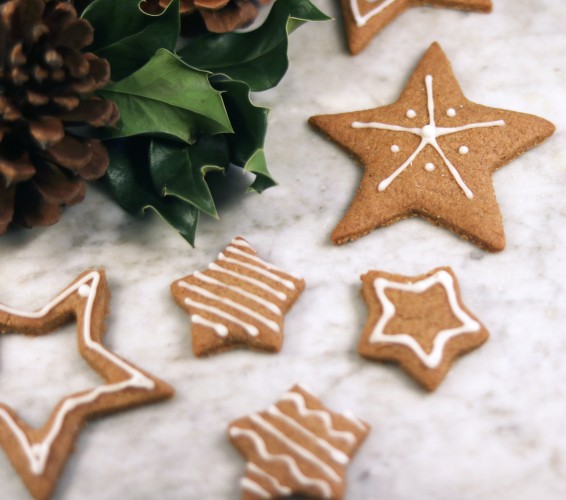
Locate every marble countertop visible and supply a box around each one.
[1,0,565,498]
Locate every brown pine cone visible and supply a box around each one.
[0,0,119,234]
[149,0,271,33]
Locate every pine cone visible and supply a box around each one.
[150,0,271,33]
[0,0,118,234]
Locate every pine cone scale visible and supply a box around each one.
[0,0,119,233]
[0,154,35,183]
[29,116,64,149]
[0,183,15,234]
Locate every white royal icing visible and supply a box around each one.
[349,0,398,27]
[219,253,296,290]
[247,463,292,496]
[459,145,469,155]
[194,271,281,315]
[0,271,154,476]
[190,314,229,337]
[230,427,333,497]
[184,296,259,337]
[280,390,357,446]
[391,145,400,153]
[352,75,505,199]
[425,162,435,172]
[208,262,287,301]
[447,108,457,117]
[241,477,270,498]
[267,405,350,465]
[406,109,417,119]
[369,269,481,369]
[249,413,341,483]
[179,282,280,333]
[342,410,368,432]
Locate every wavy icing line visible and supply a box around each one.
[280,390,357,445]
[250,413,341,482]
[369,269,481,368]
[247,463,292,496]
[230,427,333,498]
[241,477,270,498]
[267,405,350,465]
[0,271,154,475]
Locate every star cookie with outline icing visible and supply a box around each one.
[309,42,555,251]
[0,269,174,499]
[358,266,489,391]
[342,0,492,55]
[171,236,305,356]
[228,384,370,499]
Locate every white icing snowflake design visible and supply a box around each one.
[352,75,505,199]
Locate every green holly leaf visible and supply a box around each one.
[178,0,330,91]
[97,49,232,143]
[105,137,200,246]
[212,78,275,192]
[149,136,229,218]
[82,0,180,82]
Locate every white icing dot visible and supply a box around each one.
[447,108,457,117]
[406,109,416,119]
[425,163,435,172]
[78,284,91,297]
[391,145,400,153]
[459,146,469,155]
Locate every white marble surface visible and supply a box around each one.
[1,0,565,498]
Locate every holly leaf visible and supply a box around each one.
[97,49,232,143]
[105,137,200,246]
[82,0,180,82]
[212,78,275,192]
[149,136,229,218]
[178,0,330,91]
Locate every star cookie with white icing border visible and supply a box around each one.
[228,384,370,499]
[309,42,555,251]
[342,0,492,55]
[0,270,174,499]
[171,236,305,356]
[358,266,489,391]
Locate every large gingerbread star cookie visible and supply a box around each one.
[0,270,174,499]
[342,0,492,55]
[309,43,555,251]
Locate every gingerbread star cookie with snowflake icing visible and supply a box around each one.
[228,384,370,499]
[342,0,492,55]
[309,42,555,251]
[0,269,174,499]
[358,266,489,391]
[171,236,305,356]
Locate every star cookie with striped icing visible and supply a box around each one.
[358,266,489,391]
[171,237,305,356]
[228,384,370,499]
[309,42,555,251]
[342,0,492,55]
[0,269,174,499]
